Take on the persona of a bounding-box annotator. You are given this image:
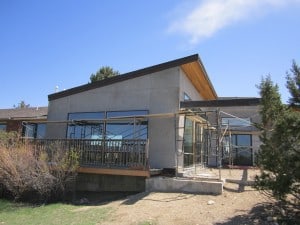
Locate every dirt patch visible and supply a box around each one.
[96,169,277,225]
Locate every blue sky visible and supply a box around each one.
[1,0,300,108]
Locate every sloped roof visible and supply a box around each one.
[0,107,48,120]
[48,54,218,101]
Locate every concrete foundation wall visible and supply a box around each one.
[76,173,145,192]
[146,177,223,195]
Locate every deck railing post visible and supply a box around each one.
[27,138,148,170]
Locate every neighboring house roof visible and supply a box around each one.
[180,97,261,108]
[48,54,218,101]
[0,107,48,120]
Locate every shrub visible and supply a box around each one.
[0,132,79,203]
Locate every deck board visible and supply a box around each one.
[77,167,150,177]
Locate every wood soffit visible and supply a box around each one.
[180,61,217,100]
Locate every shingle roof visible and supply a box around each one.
[0,107,48,120]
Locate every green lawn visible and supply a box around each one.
[0,199,112,225]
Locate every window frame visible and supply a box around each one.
[66,110,148,140]
[183,92,192,101]
[0,123,7,131]
[221,117,251,127]
[224,134,253,166]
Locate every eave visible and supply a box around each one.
[180,59,218,100]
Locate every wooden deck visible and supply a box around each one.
[30,138,149,177]
[77,167,150,177]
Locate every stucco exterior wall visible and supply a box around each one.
[47,67,184,169]
[179,68,204,102]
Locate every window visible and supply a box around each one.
[36,123,46,138]
[183,118,206,167]
[67,112,105,139]
[23,123,46,139]
[184,92,192,101]
[67,110,148,140]
[183,118,193,167]
[222,117,251,127]
[0,123,6,131]
[223,134,252,166]
[106,110,148,140]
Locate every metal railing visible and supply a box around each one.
[28,139,149,170]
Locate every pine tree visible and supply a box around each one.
[255,75,300,219]
[286,60,300,107]
[90,66,120,82]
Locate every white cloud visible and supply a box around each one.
[168,0,300,45]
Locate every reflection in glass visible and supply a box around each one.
[67,111,148,140]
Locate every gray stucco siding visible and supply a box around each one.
[179,68,204,101]
[46,67,182,169]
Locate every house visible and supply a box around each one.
[0,107,48,138]
[0,54,262,193]
[45,53,261,186]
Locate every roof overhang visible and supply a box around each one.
[180,59,217,100]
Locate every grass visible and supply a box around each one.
[0,199,112,225]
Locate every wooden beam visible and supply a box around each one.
[77,167,150,177]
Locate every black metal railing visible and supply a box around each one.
[27,139,149,170]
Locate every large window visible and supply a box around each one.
[223,134,252,166]
[67,110,148,140]
[106,110,148,140]
[0,123,6,131]
[183,118,193,167]
[23,123,46,139]
[67,112,105,139]
[183,118,206,167]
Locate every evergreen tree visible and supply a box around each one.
[90,66,120,82]
[256,76,285,130]
[286,60,300,107]
[255,76,300,219]
[14,100,30,109]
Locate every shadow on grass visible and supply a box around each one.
[72,191,140,206]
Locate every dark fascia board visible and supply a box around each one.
[180,98,261,108]
[49,54,200,101]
